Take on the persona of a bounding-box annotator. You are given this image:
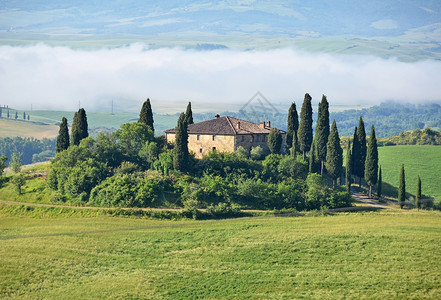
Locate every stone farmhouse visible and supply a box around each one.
[165,114,286,158]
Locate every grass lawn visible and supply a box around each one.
[1,207,440,299]
[378,145,441,201]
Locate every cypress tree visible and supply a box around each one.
[27,114,30,121]
[416,176,421,210]
[298,93,313,160]
[23,112,26,120]
[71,108,88,146]
[56,117,70,153]
[0,107,2,118]
[15,111,18,120]
[139,98,154,132]
[345,140,352,193]
[309,140,319,174]
[267,128,282,154]
[173,112,189,172]
[185,102,194,125]
[377,166,382,199]
[355,116,367,186]
[325,120,343,188]
[398,164,406,209]
[315,95,330,176]
[365,125,379,198]
[286,102,299,150]
[7,109,10,119]
[351,127,360,180]
[290,130,299,158]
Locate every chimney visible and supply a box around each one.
[236,121,241,129]
[259,121,265,129]
[214,114,220,119]
[266,121,271,128]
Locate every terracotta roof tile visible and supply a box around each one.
[165,116,286,135]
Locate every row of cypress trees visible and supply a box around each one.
[287,94,379,197]
[56,108,88,153]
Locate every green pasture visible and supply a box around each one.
[378,145,441,201]
[1,207,440,299]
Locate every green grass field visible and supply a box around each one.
[378,145,441,201]
[1,206,440,299]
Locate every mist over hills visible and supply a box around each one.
[1,1,440,60]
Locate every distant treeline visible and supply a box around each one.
[0,137,56,166]
[194,102,441,139]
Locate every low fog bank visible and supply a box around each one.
[0,44,440,112]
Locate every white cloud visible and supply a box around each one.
[371,19,398,30]
[0,44,440,112]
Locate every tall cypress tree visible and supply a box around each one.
[345,140,352,193]
[15,111,18,120]
[309,140,319,174]
[398,164,406,209]
[377,166,382,199]
[365,125,379,198]
[325,120,343,188]
[185,102,194,125]
[416,175,421,210]
[355,117,367,186]
[139,98,154,132]
[315,95,330,176]
[0,107,2,118]
[286,102,299,150]
[71,108,88,146]
[56,117,70,153]
[290,130,299,158]
[173,112,189,172]
[267,128,282,154]
[23,112,26,120]
[298,93,313,160]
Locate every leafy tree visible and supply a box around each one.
[355,117,367,186]
[115,122,154,165]
[153,151,174,175]
[71,108,88,146]
[185,101,194,125]
[345,140,352,193]
[416,175,421,209]
[235,146,248,158]
[10,153,22,173]
[11,173,25,195]
[377,166,382,199]
[139,141,160,169]
[173,112,189,172]
[250,146,264,160]
[267,128,282,154]
[286,102,299,150]
[365,125,378,198]
[298,93,313,159]
[56,117,70,153]
[278,156,308,180]
[315,95,330,176]
[325,120,343,188]
[398,164,406,208]
[139,98,154,132]
[0,155,7,177]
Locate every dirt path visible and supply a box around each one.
[351,192,392,209]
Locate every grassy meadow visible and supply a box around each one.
[378,145,441,201]
[1,206,441,299]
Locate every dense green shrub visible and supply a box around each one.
[89,171,168,207]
